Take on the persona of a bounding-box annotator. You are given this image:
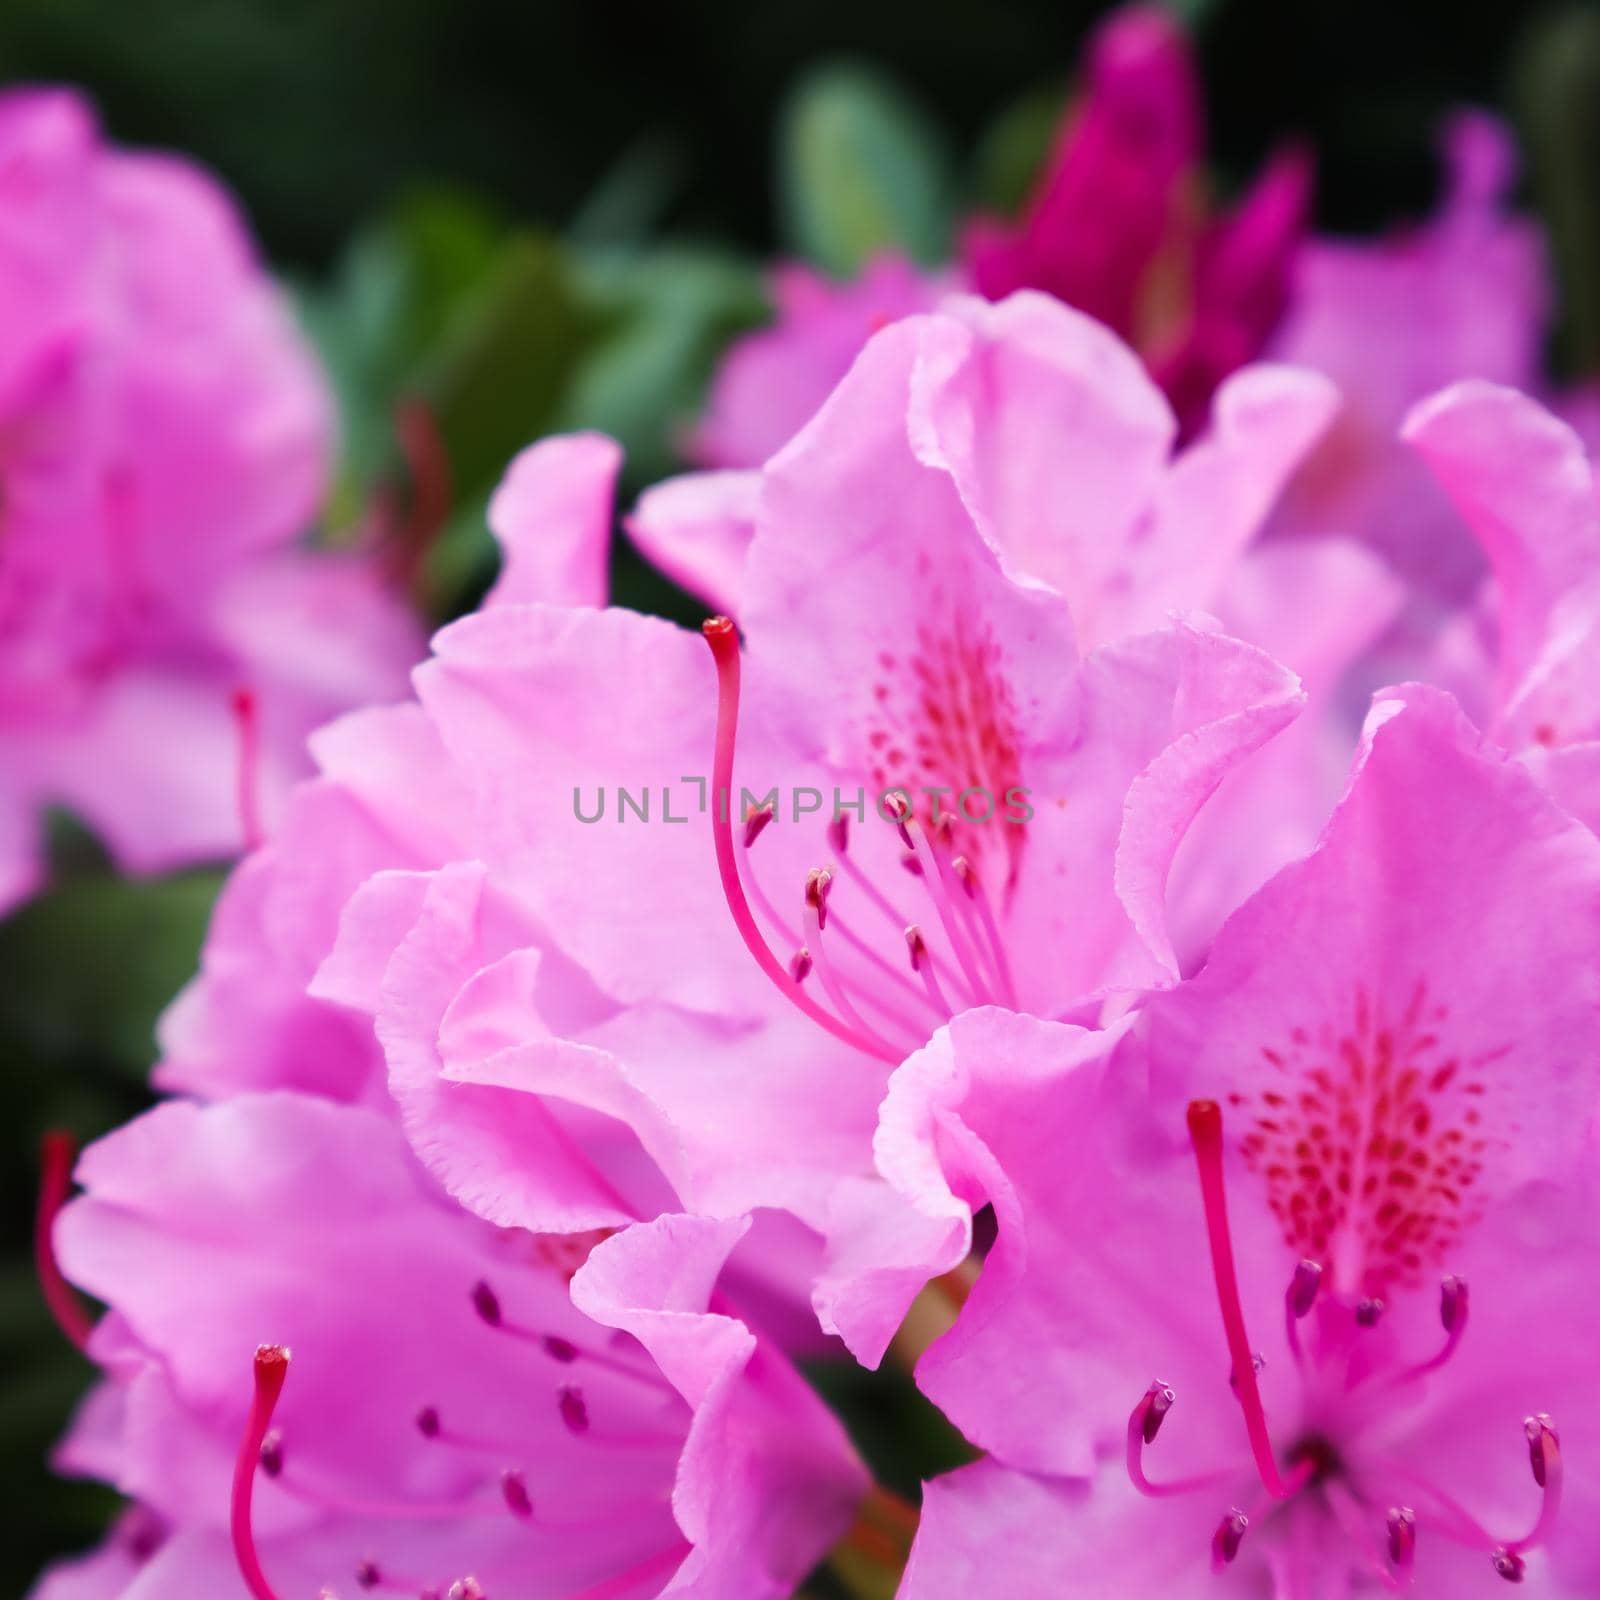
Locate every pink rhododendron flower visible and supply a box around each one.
[693,4,1307,470]
[1405,380,1600,833]
[246,296,1327,1267]
[0,88,419,909]
[822,686,1600,1594]
[689,256,941,471]
[1269,114,1549,611]
[33,1094,867,1598]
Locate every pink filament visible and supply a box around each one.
[232,1345,290,1600]
[702,618,898,1064]
[1187,1100,1297,1501]
[35,1131,93,1354]
[229,686,265,852]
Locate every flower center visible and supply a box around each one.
[1121,1100,1562,1586]
[702,617,1019,1064]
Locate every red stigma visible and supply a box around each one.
[231,1344,290,1600]
[35,1130,93,1354]
[1186,1099,1298,1502]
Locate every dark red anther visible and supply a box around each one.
[742,803,775,848]
[416,1405,441,1439]
[1526,1413,1557,1488]
[543,1334,579,1364]
[1492,1547,1527,1582]
[1140,1382,1176,1444]
[1288,1259,1322,1318]
[258,1430,283,1479]
[1355,1296,1385,1328]
[558,1385,589,1435]
[804,867,833,930]
[905,926,927,971]
[790,947,813,983]
[1212,1508,1248,1565]
[355,1558,380,1589]
[501,1469,533,1520]
[471,1280,502,1327]
[951,855,977,898]
[883,792,913,848]
[828,813,850,853]
[899,849,923,876]
[1386,1506,1416,1568]
[1441,1274,1468,1333]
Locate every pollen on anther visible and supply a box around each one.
[790,947,813,982]
[1386,1506,1416,1568]
[1288,1259,1322,1318]
[1355,1296,1385,1327]
[1441,1273,1468,1333]
[1491,1546,1527,1582]
[1212,1508,1248,1565]
[258,1430,283,1478]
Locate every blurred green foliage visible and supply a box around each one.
[2,0,1597,1591]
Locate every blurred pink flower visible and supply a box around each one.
[1406,379,1600,833]
[821,686,1600,1595]
[693,4,1308,470]
[964,4,1310,438]
[1268,114,1548,612]
[33,1094,866,1599]
[0,89,419,910]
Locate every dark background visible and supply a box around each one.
[3,0,1599,1592]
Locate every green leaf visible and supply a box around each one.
[562,245,766,485]
[0,868,222,1075]
[779,62,952,275]
[968,88,1064,219]
[414,231,607,504]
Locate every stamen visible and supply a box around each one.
[802,875,902,1057]
[906,925,954,1015]
[1492,1548,1526,1582]
[1186,1100,1298,1501]
[743,801,775,848]
[229,686,264,852]
[702,618,899,1064]
[1124,1381,1229,1499]
[259,1430,283,1478]
[1355,1297,1385,1328]
[1285,1258,1321,1370]
[898,814,989,1001]
[790,948,813,982]
[35,1131,93,1354]
[1211,1507,1249,1568]
[1391,1273,1469,1385]
[1387,1506,1416,1569]
[231,1344,289,1600]
[950,855,1018,1008]
[1512,1414,1562,1553]
[829,813,850,853]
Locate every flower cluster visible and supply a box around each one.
[0,89,419,911]
[24,9,1600,1599]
